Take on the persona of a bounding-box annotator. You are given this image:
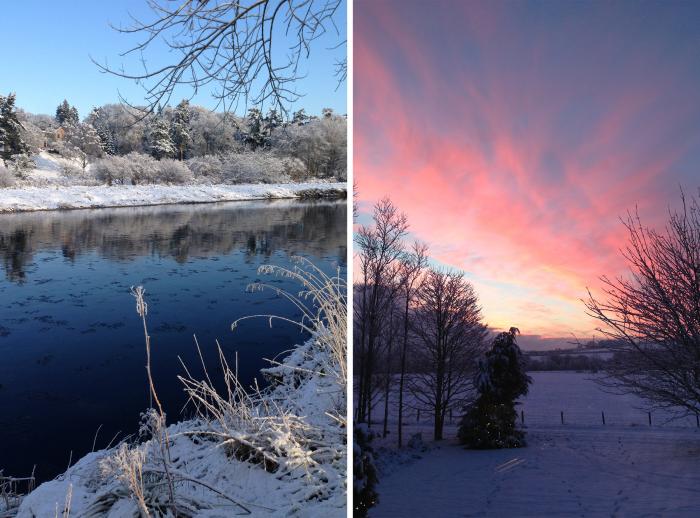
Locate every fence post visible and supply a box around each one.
[521,409,524,425]
[648,412,652,426]
[560,411,564,425]
[601,411,605,425]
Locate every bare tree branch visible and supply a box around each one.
[93,0,346,117]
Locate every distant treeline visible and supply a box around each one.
[525,353,608,372]
[0,93,346,186]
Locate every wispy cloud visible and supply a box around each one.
[355,0,700,339]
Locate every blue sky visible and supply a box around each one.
[0,1,346,118]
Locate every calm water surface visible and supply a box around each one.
[0,199,346,481]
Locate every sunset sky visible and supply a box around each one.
[355,0,700,348]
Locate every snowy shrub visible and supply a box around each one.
[61,162,84,178]
[153,159,193,184]
[282,156,308,181]
[218,151,292,184]
[0,164,16,187]
[92,155,132,185]
[8,154,34,180]
[185,155,223,180]
[271,116,347,180]
[458,327,531,449]
[122,152,158,185]
[353,424,379,517]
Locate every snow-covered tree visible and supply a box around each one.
[353,424,379,517]
[292,108,309,125]
[263,108,283,135]
[147,117,176,159]
[0,93,29,162]
[55,99,79,125]
[458,327,531,449]
[244,107,266,149]
[65,122,104,157]
[170,99,192,160]
[87,107,117,155]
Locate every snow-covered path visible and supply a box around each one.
[0,181,346,212]
[370,426,700,517]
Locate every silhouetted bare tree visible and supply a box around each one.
[354,197,407,424]
[396,241,428,447]
[586,191,700,417]
[409,268,488,440]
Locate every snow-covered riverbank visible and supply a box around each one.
[0,181,346,213]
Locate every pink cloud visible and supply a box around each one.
[354,2,700,338]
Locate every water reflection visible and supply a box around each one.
[0,199,346,482]
[0,200,346,281]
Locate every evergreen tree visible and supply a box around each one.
[353,425,379,517]
[263,108,283,136]
[0,93,29,161]
[458,327,532,449]
[147,117,176,159]
[55,99,79,125]
[170,99,192,160]
[292,108,309,125]
[87,107,116,155]
[244,107,266,149]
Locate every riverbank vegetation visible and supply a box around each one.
[11,258,347,516]
[0,94,346,188]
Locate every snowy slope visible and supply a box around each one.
[0,182,346,213]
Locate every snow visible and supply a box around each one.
[0,181,346,213]
[14,335,346,517]
[31,151,68,176]
[366,372,700,517]
[370,427,700,517]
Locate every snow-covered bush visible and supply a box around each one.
[185,155,223,180]
[218,151,292,184]
[0,163,16,187]
[353,424,379,517]
[92,155,131,185]
[61,162,84,178]
[153,158,193,184]
[123,152,158,185]
[271,115,347,180]
[8,154,34,180]
[458,327,531,449]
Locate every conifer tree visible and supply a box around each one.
[55,99,79,125]
[245,107,266,149]
[0,93,29,161]
[292,108,309,125]
[264,108,283,136]
[147,117,176,159]
[87,107,116,155]
[170,99,192,160]
[458,327,531,449]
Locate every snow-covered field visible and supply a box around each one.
[0,182,346,213]
[367,372,700,517]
